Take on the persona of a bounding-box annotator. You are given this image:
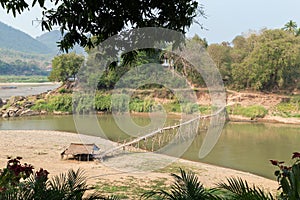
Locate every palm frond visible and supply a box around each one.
[46,168,89,199]
[217,177,275,200]
[142,168,220,200]
[21,174,46,199]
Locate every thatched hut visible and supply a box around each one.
[61,143,100,161]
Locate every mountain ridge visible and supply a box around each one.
[0,21,53,54]
[36,30,85,55]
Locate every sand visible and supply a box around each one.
[0,130,278,197]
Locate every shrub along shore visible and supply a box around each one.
[0,87,300,124]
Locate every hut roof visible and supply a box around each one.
[61,143,100,156]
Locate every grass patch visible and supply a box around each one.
[163,101,211,114]
[227,104,268,119]
[273,95,300,118]
[94,177,169,199]
[154,162,204,175]
[31,94,73,113]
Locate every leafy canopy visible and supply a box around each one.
[0,0,202,52]
[48,52,84,82]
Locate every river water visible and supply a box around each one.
[0,114,299,179]
[0,83,61,100]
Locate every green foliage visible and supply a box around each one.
[73,94,95,114]
[58,88,72,94]
[0,157,34,196]
[227,105,268,119]
[0,60,49,76]
[0,0,201,51]
[111,94,130,113]
[283,20,298,34]
[94,177,169,199]
[48,53,84,82]
[181,103,200,114]
[143,168,220,200]
[207,43,232,83]
[94,93,112,112]
[31,99,48,111]
[231,29,300,91]
[273,96,300,118]
[163,101,210,114]
[82,25,300,92]
[129,98,157,112]
[217,177,274,200]
[0,48,52,67]
[270,152,300,200]
[48,95,73,112]
[163,102,182,113]
[0,157,116,200]
[192,34,208,48]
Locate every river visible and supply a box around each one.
[0,83,61,100]
[0,114,299,179]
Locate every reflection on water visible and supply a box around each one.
[1,115,300,179]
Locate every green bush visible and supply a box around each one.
[129,98,156,112]
[58,88,72,94]
[271,152,300,199]
[31,99,48,111]
[48,94,73,112]
[111,94,130,112]
[274,96,300,118]
[95,93,112,111]
[163,102,181,113]
[199,105,212,115]
[0,157,115,200]
[73,94,95,114]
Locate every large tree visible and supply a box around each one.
[207,43,232,81]
[0,0,202,51]
[231,29,300,91]
[283,20,298,34]
[48,53,84,82]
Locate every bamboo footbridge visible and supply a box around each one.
[95,105,226,160]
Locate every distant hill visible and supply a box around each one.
[36,30,85,55]
[36,30,62,53]
[0,22,85,73]
[0,21,53,54]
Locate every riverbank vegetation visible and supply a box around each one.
[77,22,300,93]
[227,105,268,119]
[273,96,300,118]
[2,22,300,120]
[30,91,212,115]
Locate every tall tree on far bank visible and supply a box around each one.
[48,53,84,83]
[207,43,232,82]
[283,20,298,34]
[231,29,300,91]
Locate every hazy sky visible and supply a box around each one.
[1,0,300,44]
[189,0,300,43]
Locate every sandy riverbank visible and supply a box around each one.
[0,130,278,197]
[229,114,300,124]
